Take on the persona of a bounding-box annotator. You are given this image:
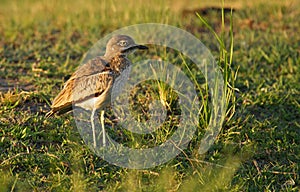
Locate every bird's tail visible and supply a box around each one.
[45,110,54,118]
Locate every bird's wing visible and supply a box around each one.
[67,56,108,81]
[48,71,114,116]
[46,57,113,117]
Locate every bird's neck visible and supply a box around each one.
[109,54,129,74]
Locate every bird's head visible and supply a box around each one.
[104,35,148,59]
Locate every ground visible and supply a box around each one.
[0,0,299,191]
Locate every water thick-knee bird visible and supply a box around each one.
[46,35,148,148]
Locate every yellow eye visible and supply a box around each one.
[118,40,128,47]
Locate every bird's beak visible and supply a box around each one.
[121,44,148,53]
[136,45,148,50]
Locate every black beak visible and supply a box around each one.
[136,45,148,50]
[121,44,148,53]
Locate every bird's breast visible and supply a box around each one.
[75,87,112,111]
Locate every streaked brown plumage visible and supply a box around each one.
[46,35,148,147]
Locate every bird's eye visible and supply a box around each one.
[118,40,128,47]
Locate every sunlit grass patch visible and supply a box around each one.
[0,0,299,191]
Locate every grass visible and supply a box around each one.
[1,0,299,191]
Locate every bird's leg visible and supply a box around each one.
[91,108,97,148]
[100,110,106,146]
